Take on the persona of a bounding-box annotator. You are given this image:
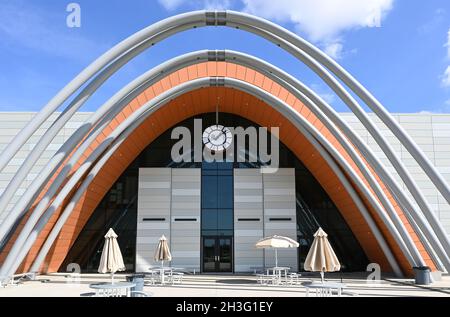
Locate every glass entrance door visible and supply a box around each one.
[203,237,217,272]
[218,237,232,272]
[202,237,233,273]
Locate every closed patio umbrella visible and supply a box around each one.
[255,235,299,268]
[154,235,172,268]
[304,228,341,282]
[98,228,126,284]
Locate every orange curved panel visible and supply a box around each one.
[1,62,437,276]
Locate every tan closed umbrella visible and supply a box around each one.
[154,235,172,268]
[304,228,341,282]
[98,228,126,284]
[256,235,299,268]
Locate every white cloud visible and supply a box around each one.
[324,42,344,60]
[158,0,185,10]
[242,0,393,42]
[442,66,450,88]
[158,0,231,11]
[158,0,394,59]
[446,28,450,59]
[241,0,394,59]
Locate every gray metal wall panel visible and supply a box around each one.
[234,169,264,272]
[170,169,201,271]
[263,168,298,271]
[136,168,171,272]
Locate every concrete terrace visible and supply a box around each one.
[1,273,450,297]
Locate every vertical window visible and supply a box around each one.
[201,162,234,237]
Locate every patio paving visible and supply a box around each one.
[1,273,450,297]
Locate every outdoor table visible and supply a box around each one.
[89,282,136,297]
[302,281,346,297]
[267,267,291,284]
[148,267,173,285]
[169,267,185,272]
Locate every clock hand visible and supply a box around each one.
[212,133,222,141]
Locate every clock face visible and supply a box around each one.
[203,125,233,152]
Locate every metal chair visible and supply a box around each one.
[144,271,159,285]
[286,273,301,285]
[166,272,184,285]
[256,273,277,285]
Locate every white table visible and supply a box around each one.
[148,267,173,285]
[89,282,136,297]
[302,281,346,297]
[266,267,291,284]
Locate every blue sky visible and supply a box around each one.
[0,0,449,113]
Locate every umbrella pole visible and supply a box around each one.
[161,260,164,285]
[111,272,114,284]
[320,271,324,283]
[275,249,278,268]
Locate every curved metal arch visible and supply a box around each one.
[3,78,211,277]
[0,10,447,217]
[221,51,448,270]
[227,11,450,206]
[1,10,448,260]
[225,22,450,258]
[6,78,415,277]
[0,22,205,227]
[0,10,207,172]
[2,52,446,275]
[0,53,429,276]
[32,98,396,275]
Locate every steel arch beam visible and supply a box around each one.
[226,22,450,258]
[0,10,447,213]
[0,10,207,172]
[227,11,450,206]
[221,50,448,271]
[219,53,428,268]
[31,106,394,275]
[0,23,204,234]
[6,78,414,277]
[2,52,447,279]
[0,53,428,276]
[2,53,444,275]
[7,79,213,277]
[1,10,448,259]
[32,79,402,276]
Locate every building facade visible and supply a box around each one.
[0,11,450,280]
[0,111,449,274]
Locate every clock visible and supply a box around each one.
[203,125,233,152]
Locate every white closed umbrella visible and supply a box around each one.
[255,235,299,268]
[98,228,126,284]
[154,235,172,285]
[154,235,172,268]
[304,228,341,282]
